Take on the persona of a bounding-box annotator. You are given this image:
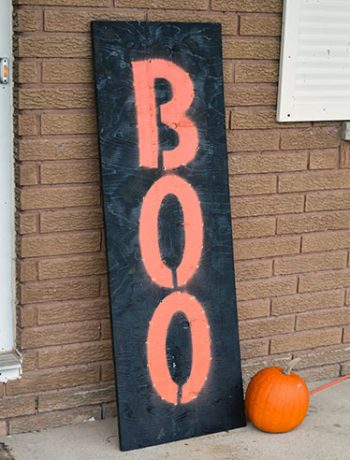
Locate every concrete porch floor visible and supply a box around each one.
[1,380,349,460]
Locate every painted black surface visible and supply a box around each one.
[92,21,246,451]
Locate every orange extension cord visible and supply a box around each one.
[309,374,350,396]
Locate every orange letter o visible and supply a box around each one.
[147,291,211,404]
[139,174,203,288]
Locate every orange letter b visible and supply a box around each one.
[132,59,199,170]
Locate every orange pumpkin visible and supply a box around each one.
[245,358,309,433]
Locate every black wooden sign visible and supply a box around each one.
[92,21,245,451]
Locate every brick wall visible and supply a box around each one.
[1,0,350,436]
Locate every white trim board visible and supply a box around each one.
[0,0,16,354]
[0,352,22,383]
[277,0,350,122]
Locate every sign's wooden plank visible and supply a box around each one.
[92,21,245,451]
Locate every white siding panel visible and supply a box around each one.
[0,0,15,352]
[277,0,350,121]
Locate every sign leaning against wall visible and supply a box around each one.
[92,21,245,451]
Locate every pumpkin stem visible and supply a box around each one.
[283,357,301,375]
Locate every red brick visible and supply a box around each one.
[240,14,281,36]
[41,112,97,135]
[21,231,101,257]
[309,149,338,170]
[38,384,115,412]
[299,270,350,293]
[6,365,100,396]
[232,194,304,218]
[233,216,276,239]
[281,128,339,150]
[297,308,350,331]
[39,341,112,368]
[235,62,278,83]
[231,108,304,130]
[0,396,36,419]
[45,9,145,32]
[275,251,347,275]
[235,235,300,260]
[239,316,294,340]
[271,328,342,354]
[344,327,350,343]
[19,137,98,161]
[19,35,90,58]
[277,210,350,235]
[37,298,109,325]
[40,208,103,233]
[102,402,117,419]
[19,306,37,327]
[22,350,38,372]
[236,275,297,301]
[230,151,308,173]
[302,231,350,253]
[17,0,111,4]
[18,113,39,136]
[223,38,280,59]
[101,320,112,340]
[151,11,238,35]
[19,87,94,110]
[20,321,101,349]
[235,259,272,281]
[116,0,208,8]
[225,84,277,106]
[17,213,39,234]
[293,344,350,369]
[100,276,109,297]
[342,361,350,374]
[19,163,39,185]
[17,8,42,32]
[42,60,93,84]
[20,277,100,304]
[306,190,350,212]
[101,362,115,382]
[17,60,40,83]
[0,421,7,436]
[298,364,340,383]
[340,143,350,168]
[272,289,345,315]
[39,254,106,280]
[242,355,292,385]
[212,0,282,12]
[9,406,102,435]
[240,339,269,359]
[230,174,277,196]
[20,185,100,210]
[227,129,281,152]
[41,160,100,184]
[279,170,350,193]
[237,299,270,320]
[223,61,234,82]
[18,259,38,282]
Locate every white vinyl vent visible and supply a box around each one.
[277,0,350,121]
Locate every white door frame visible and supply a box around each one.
[0,0,15,354]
